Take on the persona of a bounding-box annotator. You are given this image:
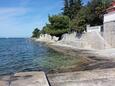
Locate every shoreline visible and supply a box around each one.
[0,38,115,86]
[33,38,115,74]
[34,38,115,61]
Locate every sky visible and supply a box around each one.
[0,0,89,37]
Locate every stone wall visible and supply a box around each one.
[84,32,111,49]
[60,32,111,49]
[60,32,91,49]
[35,23,114,50]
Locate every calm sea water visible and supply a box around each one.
[0,38,81,75]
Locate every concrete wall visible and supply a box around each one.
[104,22,115,47]
[104,12,115,23]
[84,32,111,49]
[60,32,111,49]
[60,32,91,49]
[86,25,102,32]
[36,21,115,50]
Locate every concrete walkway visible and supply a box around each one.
[48,68,115,86]
[1,68,115,86]
[0,72,49,86]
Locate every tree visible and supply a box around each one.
[63,0,69,16]
[43,15,70,39]
[63,0,82,20]
[86,0,111,26]
[32,0,113,37]
[70,7,87,33]
[32,28,40,38]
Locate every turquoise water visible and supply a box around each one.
[0,38,82,75]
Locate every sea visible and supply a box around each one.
[0,38,79,75]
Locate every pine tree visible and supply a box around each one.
[74,0,82,18]
[63,0,69,16]
[63,0,82,20]
[32,28,40,38]
[86,0,112,25]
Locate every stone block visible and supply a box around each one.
[10,72,49,86]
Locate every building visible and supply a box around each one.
[106,1,115,13]
[85,1,115,49]
[104,1,115,23]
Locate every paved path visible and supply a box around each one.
[0,72,49,86]
[1,68,115,86]
[48,68,115,86]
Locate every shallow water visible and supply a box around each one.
[0,38,88,75]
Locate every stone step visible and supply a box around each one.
[49,77,115,86]
[0,81,9,86]
[47,68,115,86]
[0,71,49,86]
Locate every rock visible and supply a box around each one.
[0,76,10,86]
[53,36,59,42]
[37,34,59,42]
[39,34,52,42]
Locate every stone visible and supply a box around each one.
[0,81,9,86]
[48,68,115,86]
[52,36,59,41]
[0,76,10,86]
[10,72,49,86]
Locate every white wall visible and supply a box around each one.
[86,25,101,32]
[104,12,115,23]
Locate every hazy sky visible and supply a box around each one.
[0,0,89,37]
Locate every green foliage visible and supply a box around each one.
[32,28,41,38]
[63,0,69,16]
[70,7,87,33]
[43,15,70,37]
[63,0,111,33]
[32,0,112,37]
[86,0,111,25]
[63,0,82,19]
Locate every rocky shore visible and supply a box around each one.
[48,44,115,71]
[1,37,115,86]
[33,32,115,60]
[33,35,115,72]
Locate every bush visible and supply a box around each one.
[32,28,41,38]
[43,15,70,38]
